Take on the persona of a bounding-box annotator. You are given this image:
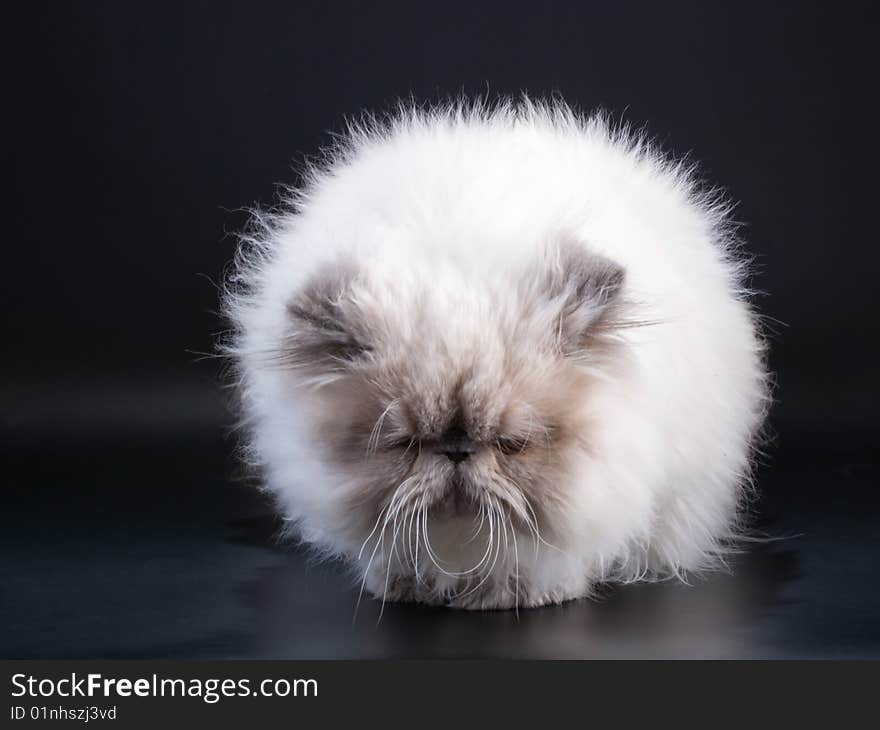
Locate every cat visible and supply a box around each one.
[222,99,770,609]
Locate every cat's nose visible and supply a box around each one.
[443,447,474,464]
[439,426,476,464]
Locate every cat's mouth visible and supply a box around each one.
[429,489,479,520]
[425,473,482,520]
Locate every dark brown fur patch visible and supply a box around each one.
[285,261,371,373]
[527,239,627,355]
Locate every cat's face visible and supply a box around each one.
[282,240,627,591]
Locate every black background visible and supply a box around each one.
[2,1,878,658]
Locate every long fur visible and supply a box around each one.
[220,98,771,609]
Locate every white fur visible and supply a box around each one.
[223,99,769,608]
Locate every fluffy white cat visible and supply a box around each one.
[223,99,770,609]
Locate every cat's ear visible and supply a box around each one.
[284,261,371,374]
[529,239,626,354]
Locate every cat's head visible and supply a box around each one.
[279,238,629,592]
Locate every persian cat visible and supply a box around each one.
[223,99,769,609]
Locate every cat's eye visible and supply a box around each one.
[385,436,418,451]
[495,436,530,455]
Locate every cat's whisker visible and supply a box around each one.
[456,498,504,600]
[465,502,487,543]
[405,499,421,572]
[504,475,566,558]
[353,504,392,623]
[413,502,424,585]
[354,472,418,622]
[357,502,389,561]
[465,503,496,577]
[417,494,484,579]
[508,506,521,615]
[377,505,405,624]
[366,398,399,458]
[420,496,453,577]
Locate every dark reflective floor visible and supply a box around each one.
[3,432,878,658]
